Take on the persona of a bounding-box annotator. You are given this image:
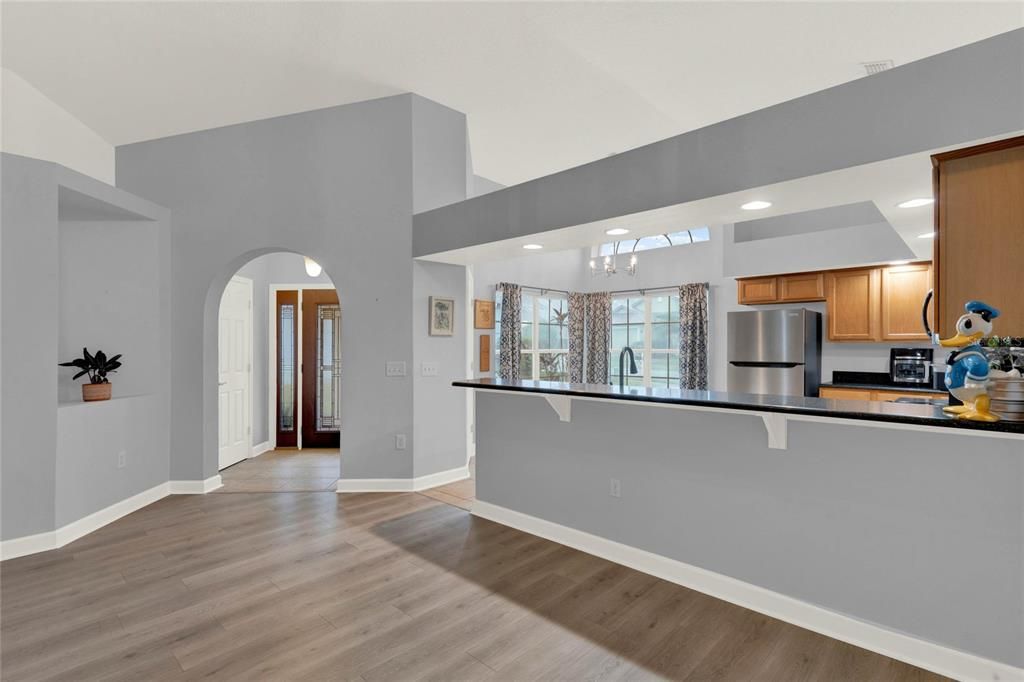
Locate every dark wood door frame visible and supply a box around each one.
[301,289,341,449]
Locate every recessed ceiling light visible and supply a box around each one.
[897,198,934,209]
[917,231,936,239]
[522,243,543,250]
[741,200,772,211]
[605,228,630,236]
[889,260,911,266]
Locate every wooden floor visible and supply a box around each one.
[420,458,476,510]
[217,449,340,492]
[0,490,943,680]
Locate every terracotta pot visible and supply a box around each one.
[82,383,112,402]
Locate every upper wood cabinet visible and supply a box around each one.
[737,276,778,304]
[881,263,932,340]
[934,136,1024,337]
[778,272,825,302]
[826,268,880,341]
[737,273,824,305]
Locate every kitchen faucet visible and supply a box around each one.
[618,346,638,390]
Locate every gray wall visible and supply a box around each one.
[116,94,469,482]
[475,390,1024,667]
[414,28,1024,257]
[235,252,333,446]
[413,260,468,476]
[1,153,171,541]
[1,154,59,539]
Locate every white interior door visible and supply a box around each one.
[219,276,252,470]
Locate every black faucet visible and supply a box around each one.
[618,346,638,389]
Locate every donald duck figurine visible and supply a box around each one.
[933,300,1001,422]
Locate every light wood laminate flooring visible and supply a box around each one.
[0,490,945,681]
[217,448,340,492]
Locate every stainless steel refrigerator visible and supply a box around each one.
[727,309,821,397]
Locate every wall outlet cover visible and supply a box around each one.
[421,361,439,377]
[395,434,407,450]
[385,361,407,377]
[117,450,127,469]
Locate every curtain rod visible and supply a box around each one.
[515,284,685,296]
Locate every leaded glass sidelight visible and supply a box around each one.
[316,303,341,432]
[279,303,296,432]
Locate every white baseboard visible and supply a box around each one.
[336,465,469,493]
[471,500,1024,682]
[3,474,225,560]
[1,482,169,561]
[169,475,223,494]
[251,440,273,458]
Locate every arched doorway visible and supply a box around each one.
[215,250,342,492]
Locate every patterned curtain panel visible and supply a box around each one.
[584,292,612,383]
[497,282,522,381]
[567,292,586,383]
[679,282,710,390]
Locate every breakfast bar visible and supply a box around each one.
[455,378,1024,678]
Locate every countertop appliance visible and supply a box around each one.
[890,347,933,385]
[727,309,821,397]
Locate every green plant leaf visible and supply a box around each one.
[95,350,107,366]
[72,369,89,380]
[83,347,95,365]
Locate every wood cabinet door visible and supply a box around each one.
[779,272,825,302]
[935,137,1024,337]
[826,268,880,341]
[873,390,945,402]
[881,263,932,340]
[737,276,778,304]
[819,387,873,401]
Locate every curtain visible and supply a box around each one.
[679,282,710,390]
[497,282,522,381]
[567,292,586,383]
[585,292,612,383]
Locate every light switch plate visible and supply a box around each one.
[385,361,407,377]
[421,361,439,377]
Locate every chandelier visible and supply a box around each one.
[589,241,638,277]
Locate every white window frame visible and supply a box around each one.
[522,292,570,381]
[609,293,679,387]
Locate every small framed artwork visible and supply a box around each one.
[429,296,455,336]
[474,299,495,329]
[479,335,491,372]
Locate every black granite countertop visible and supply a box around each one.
[453,378,1024,435]
[822,371,947,395]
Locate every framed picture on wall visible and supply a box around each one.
[479,334,491,372]
[474,299,495,329]
[429,296,455,336]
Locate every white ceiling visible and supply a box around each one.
[2,2,1021,186]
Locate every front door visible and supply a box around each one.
[218,276,252,469]
[301,290,341,448]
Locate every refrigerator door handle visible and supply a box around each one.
[729,361,804,369]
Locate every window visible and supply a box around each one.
[598,226,709,257]
[609,293,680,388]
[493,290,569,381]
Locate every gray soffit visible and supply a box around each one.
[58,186,154,221]
[413,28,1024,258]
[733,201,887,243]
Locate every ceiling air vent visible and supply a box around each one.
[861,60,894,76]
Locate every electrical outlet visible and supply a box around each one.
[421,361,439,377]
[117,450,127,469]
[609,478,621,498]
[385,361,407,377]
[395,434,407,450]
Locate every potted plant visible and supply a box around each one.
[59,348,122,402]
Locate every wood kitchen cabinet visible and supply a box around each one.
[880,263,932,340]
[779,272,825,302]
[826,268,880,341]
[736,276,778,304]
[820,386,945,402]
[934,136,1024,337]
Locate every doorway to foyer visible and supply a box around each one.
[216,252,341,492]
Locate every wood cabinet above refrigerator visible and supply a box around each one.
[933,136,1024,338]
